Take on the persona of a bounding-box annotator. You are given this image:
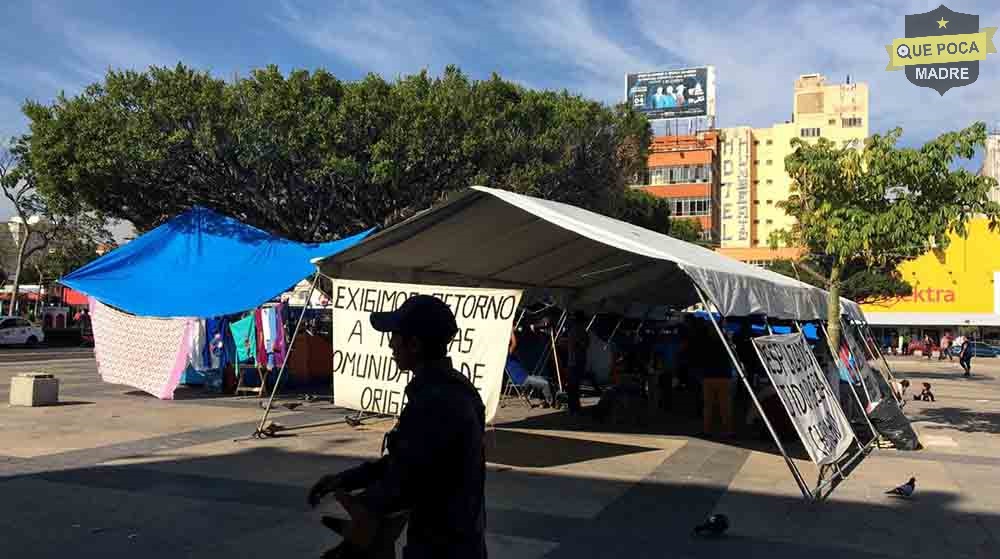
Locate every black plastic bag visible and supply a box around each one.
[868,397,922,451]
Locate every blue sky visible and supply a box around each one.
[2,0,1000,218]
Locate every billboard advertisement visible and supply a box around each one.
[626,67,715,120]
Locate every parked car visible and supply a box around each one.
[949,341,1000,358]
[0,316,45,347]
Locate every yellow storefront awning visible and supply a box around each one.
[864,312,1000,327]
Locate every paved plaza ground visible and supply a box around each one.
[1,348,998,558]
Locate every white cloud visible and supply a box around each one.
[30,3,185,85]
[273,0,473,79]
[491,0,662,101]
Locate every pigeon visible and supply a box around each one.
[886,477,916,497]
[693,513,729,537]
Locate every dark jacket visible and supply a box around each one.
[339,358,487,559]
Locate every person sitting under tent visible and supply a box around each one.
[507,331,555,407]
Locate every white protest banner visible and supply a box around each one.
[752,333,856,465]
[330,279,522,423]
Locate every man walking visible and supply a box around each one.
[309,295,487,559]
[959,336,974,378]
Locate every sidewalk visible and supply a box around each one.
[1,355,998,557]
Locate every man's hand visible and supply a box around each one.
[308,474,342,507]
[336,491,377,550]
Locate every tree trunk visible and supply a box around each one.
[826,264,843,355]
[10,236,28,317]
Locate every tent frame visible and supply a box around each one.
[696,284,878,502]
[250,273,321,438]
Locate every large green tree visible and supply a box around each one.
[24,64,670,240]
[774,123,1000,351]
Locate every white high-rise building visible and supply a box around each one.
[983,126,1000,204]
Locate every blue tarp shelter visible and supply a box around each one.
[62,207,371,318]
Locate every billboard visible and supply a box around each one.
[626,66,715,120]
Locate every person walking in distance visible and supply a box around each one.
[308,295,487,559]
[959,335,974,378]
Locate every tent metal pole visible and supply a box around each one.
[549,309,569,394]
[253,272,320,437]
[791,320,877,499]
[857,320,901,389]
[693,286,813,501]
[838,319,876,409]
[818,321,879,441]
[604,318,624,351]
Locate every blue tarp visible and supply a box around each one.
[62,207,372,318]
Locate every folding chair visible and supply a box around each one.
[501,357,535,408]
[235,362,269,397]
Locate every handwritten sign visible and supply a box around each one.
[330,279,522,423]
[753,333,856,465]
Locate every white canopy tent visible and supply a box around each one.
[307,186,886,501]
[316,186,830,321]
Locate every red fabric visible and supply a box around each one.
[63,287,89,306]
[253,308,268,368]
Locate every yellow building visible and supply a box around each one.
[862,218,1000,336]
[719,73,868,260]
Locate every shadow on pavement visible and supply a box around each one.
[498,405,813,461]
[487,429,660,468]
[1,444,993,559]
[909,406,1000,434]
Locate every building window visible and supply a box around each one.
[670,197,712,217]
[754,140,760,146]
[842,117,863,128]
[753,200,760,205]
[647,164,713,185]
[828,118,837,125]
[766,219,773,224]
[753,219,760,224]
[766,179,773,184]
[753,180,760,184]
[765,139,773,145]
[800,127,821,138]
[766,199,773,204]
[754,160,760,165]
[723,161,733,175]
[766,159,773,165]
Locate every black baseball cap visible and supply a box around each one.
[370,295,459,342]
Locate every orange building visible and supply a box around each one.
[632,131,720,243]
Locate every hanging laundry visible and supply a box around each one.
[188,320,211,372]
[253,308,268,368]
[230,314,257,365]
[261,306,275,354]
[89,297,193,400]
[207,317,232,369]
[271,303,287,368]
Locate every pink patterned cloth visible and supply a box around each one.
[90,297,194,399]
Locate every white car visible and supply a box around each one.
[0,316,45,346]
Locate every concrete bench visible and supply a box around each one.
[9,373,59,407]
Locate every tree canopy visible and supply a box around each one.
[665,218,704,243]
[774,122,1000,349]
[767,258,912,305]
[23,64,672,241]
